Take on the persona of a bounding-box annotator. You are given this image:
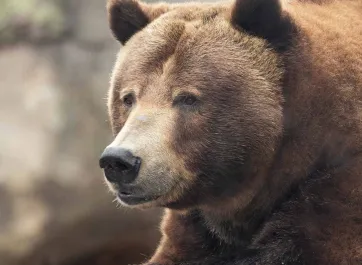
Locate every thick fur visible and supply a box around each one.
[104,0,362,264]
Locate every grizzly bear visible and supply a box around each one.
[99,0,362,264]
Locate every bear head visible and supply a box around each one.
[100,0,292,211]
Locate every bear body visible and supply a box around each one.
[100,0,362,264]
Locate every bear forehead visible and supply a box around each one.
[121,8,231,68]
[112,8,262,88]
[111,2,282,99]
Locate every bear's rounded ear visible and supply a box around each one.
[107,0,170,44]
[230,0,294,50]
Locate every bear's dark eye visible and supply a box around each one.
[122,94,134,108]
[174,94,198,107]
[184,95,197,106]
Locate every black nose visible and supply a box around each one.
[99,147,141,184]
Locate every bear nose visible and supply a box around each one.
[99,147,141,184]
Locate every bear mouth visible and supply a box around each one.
[117,192,160,206]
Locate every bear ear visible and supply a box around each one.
[231,0,293,49]
[107,0,169,44]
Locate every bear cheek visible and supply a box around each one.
[109,98,128,135]
[169,111,210,177]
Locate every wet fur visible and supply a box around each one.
[106,0,362,264]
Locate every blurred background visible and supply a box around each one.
[0,0,165,264]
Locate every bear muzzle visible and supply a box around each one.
[100,146,161,205]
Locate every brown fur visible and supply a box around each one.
[102,0,362,264]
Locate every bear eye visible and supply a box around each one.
[184,95,197,106]
[174,94,198,107]
[122,94,134,108]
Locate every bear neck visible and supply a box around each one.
[200,208,257,246]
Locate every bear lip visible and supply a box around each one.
[117,192,160,205]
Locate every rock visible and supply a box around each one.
[0,0,67,44]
